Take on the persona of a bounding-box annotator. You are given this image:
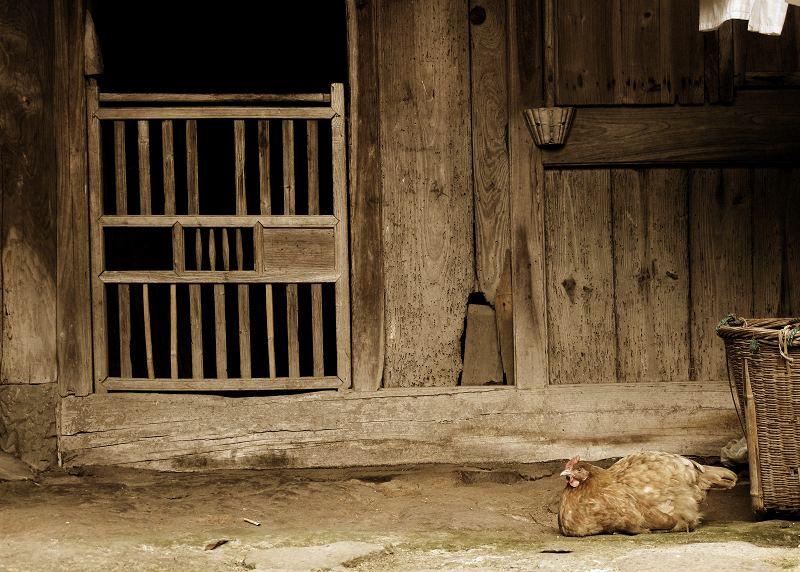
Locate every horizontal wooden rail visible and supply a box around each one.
[100,215,338,228]
[102,376,342,392]
[95,107,335,120]
[99,93,331,104]
[100,270,340,284]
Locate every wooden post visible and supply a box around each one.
[234,121,251,378]
[186,120,204,379]
[283,120,300,378]
[307,121,325,377]
[346,0,384,391]
[56,0,93,396]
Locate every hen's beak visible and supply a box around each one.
[560,470,571,477]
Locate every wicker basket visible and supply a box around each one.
[716,316,800,514]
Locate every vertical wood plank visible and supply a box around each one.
[162,120,175,214]
[234,120,251,378]
[256,125,277,378]
[86,79,108,391]
[378,0,473,387]
[137,120,151,214]
[113,121,131,378]
[689,168,753,381]
[612,168,690,382]
[670,0,705,104]
[331,83,352,386]
[185,120,203,378]
[283,119,300,376]
[718,21,736,103]
[545,169,616,384]
[469,0,510,303]
[612,0,671,104]
[307,121,324,376]
[171,223,183,379]
[508,0,547,388]
[55,0,93,396]
[209,228,227,379]
[347,0,384,391]
[142,284,154,379]
[556,0,614,104]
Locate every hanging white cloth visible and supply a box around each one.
[699,0,797,35]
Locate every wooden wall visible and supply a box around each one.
[0,0,59,467]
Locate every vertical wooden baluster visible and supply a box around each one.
[114,121,132,378]
[162,120,175,214]
[222,228,230,271]
[307,121,324,376]
[210,228,227,378]
[258,121,276,378]
[186,120,203,378]
[165,122,178,378]
[171,223,184,379]
[138,120,154,379]
[234,120,252,378]
[283,120,300,377]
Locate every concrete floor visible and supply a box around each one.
[0,463,798,571]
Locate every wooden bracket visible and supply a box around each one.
[523,107,575,148]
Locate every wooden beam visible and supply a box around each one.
[469,0,511,304]
[55,0,92,396]
[100,214,338,228]
[99,93,331,104]
[101,377,342,392]
[83,6,103,76]
[59,382,739,470]
[508,0,548,389]
[542,92,800,167]
[347,0,384,392]
[95,107,335,121]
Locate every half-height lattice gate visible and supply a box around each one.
[87,84,350,391]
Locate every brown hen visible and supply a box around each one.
[558,451,737,537]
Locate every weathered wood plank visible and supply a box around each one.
[113,119,130,377]
[55,0,92,396]
[233,121,251,377]
[611,169,690,382]
[59,383,739,470]
[100,215,337,228]
[612,0,671,104]
[256,130,276,378]
[282,120,300,377]
[670,0,705,104]
[545,169,616,384]
[83,5,102,76]
[542,93,800,167]
[102,377,342,392]
[469,0,510,303]
[307,121,324,376]
[209,229,227,379]
[378,0,474,387]
[169,284,177,379]
[100,93,331,103]
[101,270,340,284]
[96,107,335,121]
[186,120,203,379]
[347,0,384,391]
[162,120,175,214]
[494,252,514,385]
[461,305,504,386]
[556,0,614,104]
[329,83,351,386]
[142,285,154,379]
[0,0,57,385]
[508,0,546,389]
[689,168,753,382]
[137,120,151,214]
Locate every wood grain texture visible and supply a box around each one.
[261,229,336,275]
[306,121,324,377]
[689,169,753,382]
[670,0,705,104]
[461,305,503,386]
[54,0,92,395]
[347,0,384,391]
[508,0,547,389]
[0,0,57,385]
[542,93,800,167]
[751,168,800,316]
[469,0,510,303]
[137,120,151,214]
[59,383,739,470]
[545,169,616,384]
[234,121,251,378]
[494,252,514,385]
[378,0,474,387]
[96,107,335,121]
[162,120,175,214]
[611,169,690,382]
[556,0,614,104]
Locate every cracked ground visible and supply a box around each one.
[0,463,798,571]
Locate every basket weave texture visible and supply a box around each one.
[717,317,800,513]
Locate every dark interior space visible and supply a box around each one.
[93,0,347,93]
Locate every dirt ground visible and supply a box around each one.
[0,462,798,571]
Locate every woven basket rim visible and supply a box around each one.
[716,316,800,345]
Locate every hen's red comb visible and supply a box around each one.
[565,456,580,470]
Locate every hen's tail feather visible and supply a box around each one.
[698,465,737,490]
